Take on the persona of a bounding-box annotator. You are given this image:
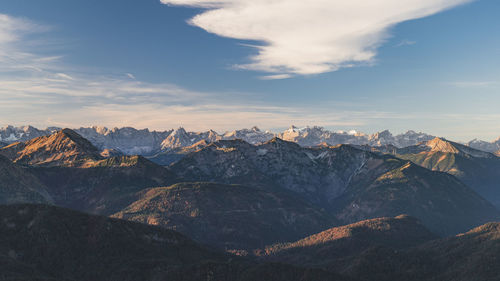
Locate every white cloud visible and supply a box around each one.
[55,73,74,80]
[395,39,416,47]
[259,74,292,80]
[161,0,471,76]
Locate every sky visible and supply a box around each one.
[0,0,499,141]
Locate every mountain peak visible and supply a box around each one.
[425,137,460,154]
[0,129,102,167]
[264,137,301,148]
[424,137,493,158]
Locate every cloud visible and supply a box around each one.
[395,39,416,47]
[0,14,56,73]
[447,81,498,88]
[0,13,374,131]
[55,73,74,80]
[259,74,292,80]
[160,0,471,76]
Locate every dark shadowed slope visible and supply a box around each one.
[334,221,500,281]
[0,155,52,205]
[0,129,103,167]
[112,182,336,251]
[0,204,350,281]
[31,155,177,215]
[332,161,500,235]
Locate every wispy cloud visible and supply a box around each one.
[447,81,498,88]
[395,39,416,47]
[0,13,386,131]
[160,0,471,76]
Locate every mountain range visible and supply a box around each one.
[3,125,500,157]
[1,127,500,280]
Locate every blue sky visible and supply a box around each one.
[0,0,499,141]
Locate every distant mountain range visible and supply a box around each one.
[2,125,499,157]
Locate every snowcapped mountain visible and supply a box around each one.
[223,126,275,144]
[468,137,500,153]
[278,126,434,148]
[160,128,221,150]
[0,125,59,143]
[1,125,497,156]
[75,126,172,155]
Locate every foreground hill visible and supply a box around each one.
[262,216,500,281]
[112,182,336,251]
[171,138,499,235]
[0,155,53,205]
[262,215,437,266]
[0,129,103,167]
[379,137,500,207]
[0,204,349,281]
[337,222,500,281]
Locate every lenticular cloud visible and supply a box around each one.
[161,0,471,77]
